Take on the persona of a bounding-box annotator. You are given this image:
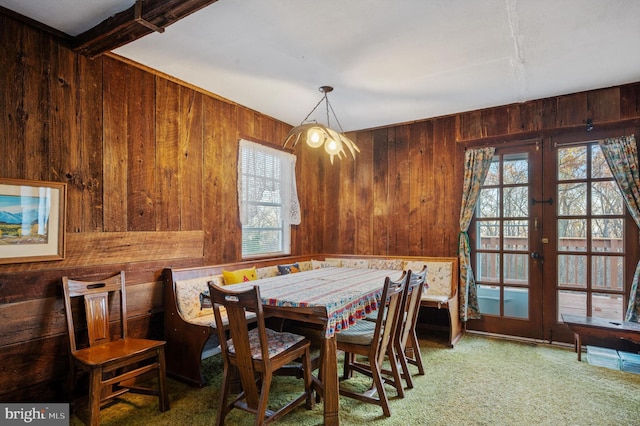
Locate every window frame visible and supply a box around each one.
[238,139,299,259]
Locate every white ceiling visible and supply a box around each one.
[3,0,640,132]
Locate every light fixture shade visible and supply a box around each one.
[283,86,360,164]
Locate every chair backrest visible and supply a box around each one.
[373,271,409,366]
[208,283,267,409]
[399,266,427,347]
[62,272,128,353]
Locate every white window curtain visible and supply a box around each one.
[237,139,301,227]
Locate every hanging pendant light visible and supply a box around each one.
[283,86,359,164]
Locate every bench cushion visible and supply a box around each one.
[404,260,454,297]
[175,275,224,320]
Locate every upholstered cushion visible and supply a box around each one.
[336,319,376,345]
[277,263,300,275]
[227,328,305,360]
[175,275,224,320]
[187,308,257,328]
[338,258,371,269]
[404,260,453,297]
[223,267,258,285]
[298,261,312,271]
[311,259,342,269]
[369,258,403,270]
[421,294,450,304]
[256,265,278,279]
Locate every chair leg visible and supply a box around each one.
[342,352,354,379]
[408,331,425,375]
[256,371,272,425]
[216,366,232,426]
[396,340,414,389]
[386,343,405,398]
[157,348,170,411]
[303,347,315,410]
[88,368,102,426]
[370,360,391,417]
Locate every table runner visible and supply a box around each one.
[229,267,402,337]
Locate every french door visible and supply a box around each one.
[467,135,638,343]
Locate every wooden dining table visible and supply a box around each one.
[229,266,402,425]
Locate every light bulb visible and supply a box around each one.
[324,137,342,155]
[306,127,325,148]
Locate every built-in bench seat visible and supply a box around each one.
[163,254,460,387]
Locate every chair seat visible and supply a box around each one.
[228,328,306,360]
[73,338,165,366]
[336,320,377,345]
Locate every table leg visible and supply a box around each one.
[321,335,339,426]
[575,332,582,361]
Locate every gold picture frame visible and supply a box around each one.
[0,178,67,264]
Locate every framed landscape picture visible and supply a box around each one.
[0,178,67,264]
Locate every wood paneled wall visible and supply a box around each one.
[2,11,640,401]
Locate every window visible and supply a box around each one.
[238,139,300,258]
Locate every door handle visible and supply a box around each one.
[531,252,543,262]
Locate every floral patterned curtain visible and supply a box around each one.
[459,147,495,321]
[598,135,640,321]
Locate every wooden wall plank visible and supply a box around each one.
[126,62,156,231]
[155,78,182,231]
[0,15,24,178]
[587,87,620,123]
[77,54,103,232]
[482,107,509,138]
[22,23,51,182]
[408,121,430,255]
[354,131,374,255]
[556,92,587,127]
[179,88,203,231]
[372,128,389,254]
[103,57,128,231]
[62,231,204,267]
[390,125,411,255]
[620,83,640,119]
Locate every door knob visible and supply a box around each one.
[531,252,543,261]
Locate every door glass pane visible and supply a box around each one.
[558,219,587,252]
[591,145,613,179]
[503,254,528,284]
[592,256,624,290]
[504,186,528,217]
[558,183,587,215]
[485,161,500,185]
[592,181,623,215]
[558,290,587,320]
[592,293,624,320]
[592,218,623,252]
[477,253,499,283]
[558,254,586,288]
[503,155,528,184]
[477,285,500,315]
[477,188,499,218]
[504,287,528,318]
[477,220,500,250]
[503,220,528,250]
[558,146,587,180]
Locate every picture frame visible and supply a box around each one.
[0,178,67,264]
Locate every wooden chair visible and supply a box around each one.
[337,271,409,417]
[208,283,314,425]
[396,265,427,388]
[61,272,169,426]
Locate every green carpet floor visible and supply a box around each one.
[70,333,640,425]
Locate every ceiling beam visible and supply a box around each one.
[73,0,218,59]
